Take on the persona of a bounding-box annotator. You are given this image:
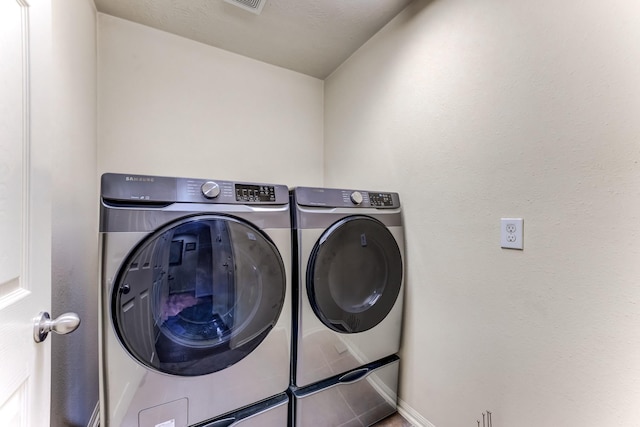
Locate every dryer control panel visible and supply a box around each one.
[295,187,400,209]
[101,173,288,205]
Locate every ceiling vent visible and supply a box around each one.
[224,0,267,15]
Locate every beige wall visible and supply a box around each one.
[325,0,640,426]
[86,1,640,425]
[97,14,324,186]
[51,0,98,425]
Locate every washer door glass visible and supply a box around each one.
[112,215,286,376]
[307,215,403,333]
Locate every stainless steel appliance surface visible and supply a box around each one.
[291,355,400,427]
[190,393,289,427]
[291,186,405,388]
[99,173,292,427]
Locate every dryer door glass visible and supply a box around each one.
[307,215,403,333]
[111,215,286,376]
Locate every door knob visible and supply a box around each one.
[33,311,81,343]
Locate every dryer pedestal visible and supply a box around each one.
[291,355,400,427]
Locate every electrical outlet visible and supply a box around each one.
[501,218,523,250]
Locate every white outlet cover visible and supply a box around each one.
[501,218,523,250]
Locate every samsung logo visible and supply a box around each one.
[125,176,154,183]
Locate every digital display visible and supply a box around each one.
[369,193,394,207]
[235,184,276,202]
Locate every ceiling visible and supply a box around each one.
[93,0,413,79]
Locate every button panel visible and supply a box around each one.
[296,187,399,209]
[235,184,276,202]
[101,173,287,205]
[369,193,394,207]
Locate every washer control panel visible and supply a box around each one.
[369,192,395,207]
[295,187,400,209]
[235,184,276,202]
[101,173,287,205]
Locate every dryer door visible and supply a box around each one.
[307,215,403,333]
[111,215,286,376]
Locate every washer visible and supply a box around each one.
[291,186,404,388]
[99,173,291,427]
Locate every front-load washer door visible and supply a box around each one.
[306,215,403,333]
[111,214,286,376]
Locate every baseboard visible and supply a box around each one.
[397,398,436,427]
[87,401,99,427]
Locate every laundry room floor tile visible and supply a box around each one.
[371,412,413,427]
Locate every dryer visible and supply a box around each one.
[99,173,291,427]
[291,186,405,388]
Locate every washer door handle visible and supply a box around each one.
[33,311,81,343]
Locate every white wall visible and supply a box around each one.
[98,13,324,185]
[50,0,98,426]
[325,0,640,426]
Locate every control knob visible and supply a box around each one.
[201,181,221,199]
[350,191,364,205]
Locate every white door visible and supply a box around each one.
[0,0,54,425]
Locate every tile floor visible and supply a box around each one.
[371,412,413,427]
